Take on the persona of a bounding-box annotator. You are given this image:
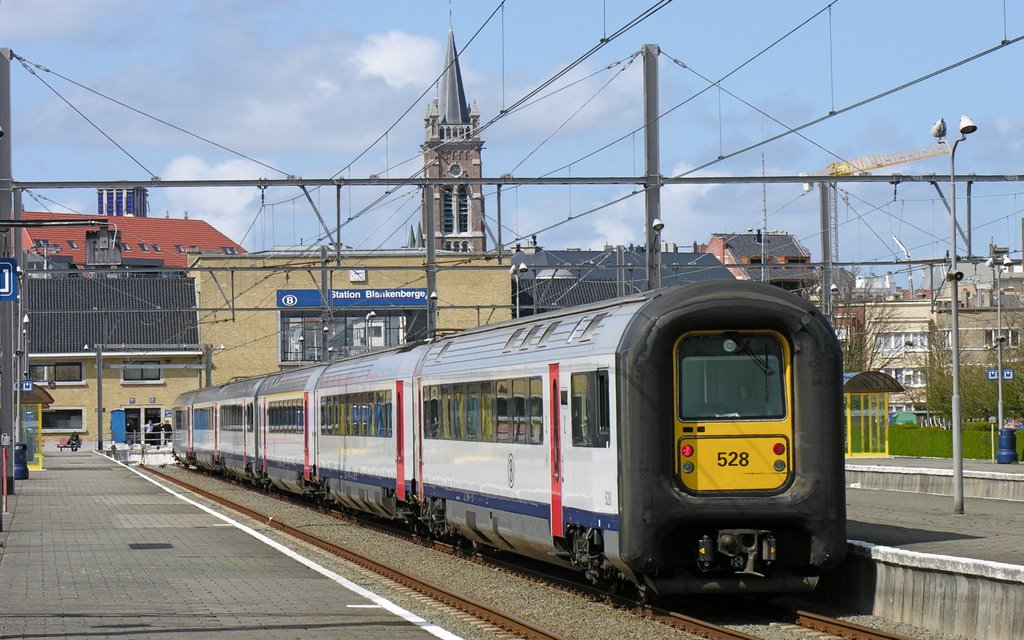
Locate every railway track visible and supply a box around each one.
[143,464,914,640]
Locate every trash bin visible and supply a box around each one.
[13,441,29,480]
[996,428,1019,464]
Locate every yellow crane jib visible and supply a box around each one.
[817,143,947,176]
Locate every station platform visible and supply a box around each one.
[836,456,1024,640]
[0,451,457,640]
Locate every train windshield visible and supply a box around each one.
[677,333,786,420]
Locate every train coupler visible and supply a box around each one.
[696,529,775,576]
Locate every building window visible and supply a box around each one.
[152,243,162,253]
[881,368,925,387]
[122,360,162,382]
[875,331,928,354]
[42,408,84,432]
[279,309,426,362]
[29,362,83,384]
[175,245,185,253]
[985,329,1021,348]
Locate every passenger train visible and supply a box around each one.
[173,280,847,597]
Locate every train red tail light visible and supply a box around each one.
[681,444,694,457]
[772,442,785,456]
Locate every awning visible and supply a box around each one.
[843,371,905,393]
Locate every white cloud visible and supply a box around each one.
[351,31,440,90]
[161,156,263,244]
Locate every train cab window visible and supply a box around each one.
[677,333,786,421]
[571,370,610,447]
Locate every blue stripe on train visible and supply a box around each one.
[204,449,620,532]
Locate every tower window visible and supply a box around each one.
[458,190,469,233]
[442,188,455,234]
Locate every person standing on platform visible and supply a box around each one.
[143,420,154,446]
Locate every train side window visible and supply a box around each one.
[528,377,544,444]
[571,371,610,448]
[374,390,386,437]
[245,403,254,433]
[465,382,480,441]
[424,386,440,439]
[452,384,464,440]
[512,378,528,443]
[480,380,495,441]
[496,380,512,442]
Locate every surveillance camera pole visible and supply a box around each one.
[1,49,16,495]
[642,44,662,291]
[937,117,975,515]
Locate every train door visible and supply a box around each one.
[548,363,564,538]
[303,392,311,481]
[395,380,406,500]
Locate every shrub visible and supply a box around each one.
[886,425,1023,460]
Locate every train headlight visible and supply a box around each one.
[682,461,694,473]
[772,442,785,455]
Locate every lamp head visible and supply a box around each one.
[959,115,977,135]
[652,217,665,232]
[930,117,947,139]
[429,291,438,300]
[1004,255,1014,267]
[986,257,995,268]
[366,311,376,320]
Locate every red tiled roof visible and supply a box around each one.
[20,212,246,268]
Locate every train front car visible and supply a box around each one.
[616,281,845,597]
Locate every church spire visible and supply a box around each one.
[438,28,469,124]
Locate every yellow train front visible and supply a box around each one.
[616,281,846,595]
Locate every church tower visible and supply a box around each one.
[422,29,486,253]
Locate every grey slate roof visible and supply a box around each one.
[718,232,811,259]
[512,248,735,313]
[438,28,470,124]
[25,277,200,354]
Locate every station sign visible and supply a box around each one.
[277,288,428,308]
[988,368,1014,380]
[0,258,18,302]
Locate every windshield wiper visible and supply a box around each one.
[725,332,774,376]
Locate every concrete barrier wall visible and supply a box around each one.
[818,542,1024,640]
[847,465,1024,501]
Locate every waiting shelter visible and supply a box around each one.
[18,382,55,471]
[843,371,904,456]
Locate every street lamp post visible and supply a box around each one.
[932,115,978,515]
[509,263,527,318]
[986,252,1013,458]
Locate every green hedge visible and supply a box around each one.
[887,425,1024,460]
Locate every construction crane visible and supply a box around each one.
[817,143,947,178]
[809,143,948,264]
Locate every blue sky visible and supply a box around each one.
[2,0,1024,281]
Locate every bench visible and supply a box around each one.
[56,438,80,452]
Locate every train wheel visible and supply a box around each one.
[635,583,653,605]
